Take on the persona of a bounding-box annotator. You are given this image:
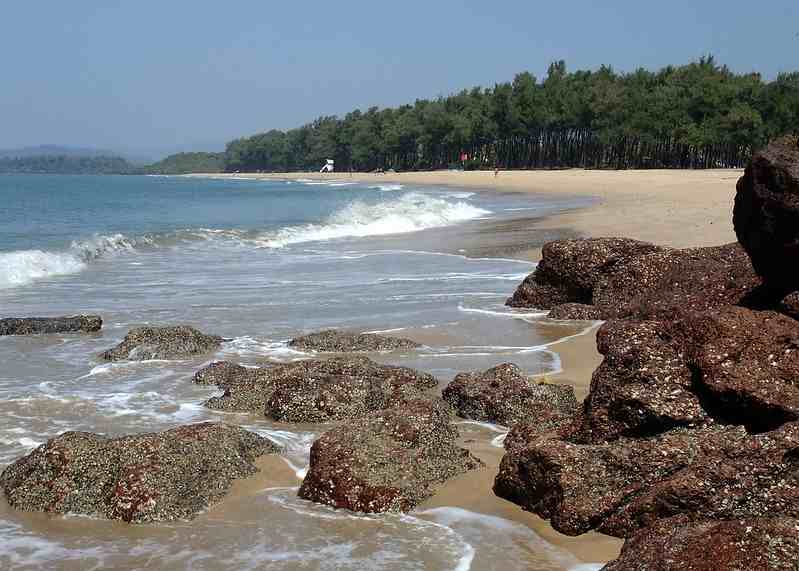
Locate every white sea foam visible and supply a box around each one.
[370,183,404,192]
[457,304,549,319]
[0,250,86,289]
[258,192,491,248]
[0,233,153,289]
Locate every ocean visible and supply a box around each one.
[0,174,605,570]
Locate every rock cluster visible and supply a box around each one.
[496,137,799,568]
[0,422,278,523]
[288,329,421,352]
[199,356,438,423]
[443,363,577,427]
[101,325,223,361]
[298,399,482,512]
[0,315,102,336]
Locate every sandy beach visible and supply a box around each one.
[195,168,741,256]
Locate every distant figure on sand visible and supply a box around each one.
[320,159,335,173]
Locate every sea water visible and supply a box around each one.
[0,174,603,570]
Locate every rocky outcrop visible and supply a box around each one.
[495,422,799,538]
[684,306,799,431]
[101,326,223,361]
[202,356,439,423]
[577,319,708,443]
[593,242,759,320]
[0,315,102,336]
[496,138,799,562]
[506,240,759,321]
[298,400,482,513]
[734,135,799,292]
[443,363,577,427]
[506,238,662,309]
[288,330,421,352]
[0,422,279,523]
[604,516,799,571]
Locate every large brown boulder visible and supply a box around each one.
[0,315,102,336]
[443,363,577,427]
[506,238,662,309]
[684,306,799,431]
[577,319,709,443]
[603,516,799,571]
[506,240,759,321]
[494,422,799,538]
[288,330,421,352]
[593,242,759,320]
[201,356,439,423]
[0,423,279,523]
[734,135,799,292]
[101,325,223,361]
[298,400,482,513]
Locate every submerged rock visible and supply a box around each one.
[443,363,577,427]
[202,356,439,423]
[298,400,482,513]
[0,315,102,336]
[288,330,421,352]
[193,360,264,389]
[494,422,799,538]
[604,516,799,571]
[0,422,279,523]
[734,135,799,292]
[101,325,223,361]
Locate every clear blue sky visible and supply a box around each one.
[1,0,796,159]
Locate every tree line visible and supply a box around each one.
[224,57,799,172]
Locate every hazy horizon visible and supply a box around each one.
[2,0,797,160]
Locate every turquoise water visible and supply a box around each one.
[0,174,600,570]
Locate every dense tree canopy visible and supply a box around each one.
[225,58,799,173]
[142,152,224,174]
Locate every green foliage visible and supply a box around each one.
[142,152,224,175]
[0,155,136,174]
[224,57,799,172]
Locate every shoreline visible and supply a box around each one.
[189,168,740,257]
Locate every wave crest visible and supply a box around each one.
[259,192,490,248]
[0,233,149,289]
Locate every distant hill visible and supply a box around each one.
[142,152,225,174]
[0,155,137,174]
[0,150,226,175]
[0,145,116,159]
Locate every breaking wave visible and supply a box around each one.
[0,233,152,289]
[259,192,490,248]
[0,192,491,288]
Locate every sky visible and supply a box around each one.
[1,0,797,160]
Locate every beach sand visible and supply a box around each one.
[192,168,743,566]
[196,168,740,256]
